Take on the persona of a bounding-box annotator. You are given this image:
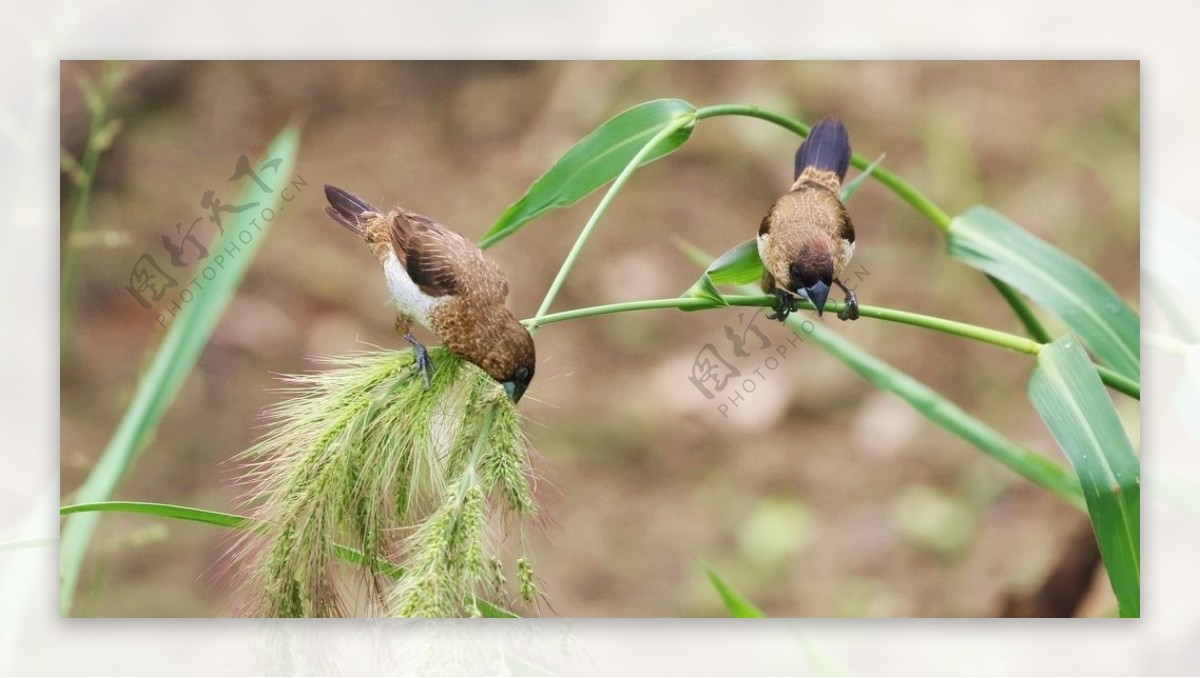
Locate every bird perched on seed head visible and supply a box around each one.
[323,185,536,403]
[757,117,860,322]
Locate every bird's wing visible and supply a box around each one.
[389,209,510,302]
[835,205,855,244]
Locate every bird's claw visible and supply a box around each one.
[766,289,797,322]
[835,281,859,321]
[404,333,435,389]
[415,350,434,389]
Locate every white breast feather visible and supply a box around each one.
[757,232,795,297]
[383,252,444,326]
[836,240,856,274]
[756,233,770,269]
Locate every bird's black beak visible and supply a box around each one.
[503,381,527,403]
[804,281,831,317]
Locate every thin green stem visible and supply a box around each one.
[1094,365,1141,400]
[694,103,1053,343]
[61,71,118,357]
[696,104,951,231]
[857,303,1043,354]
[529,295,1037,352]
[988,274,1054,343]
[524,294,1139,399]
[452,408,495,505]
[528,296,735,325]
[530,113,696,331]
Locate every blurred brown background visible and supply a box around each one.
[59,61,1138,617]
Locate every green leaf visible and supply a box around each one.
[705,238,763,286]
[1028,336,1140,617]
[678,245,1087,509]
[839,152,886,203]
[473,598,519,618]
[703,565,765,617]
[948,206,1140,381]
[739,283,1086,510]
[59,500,409,579]
[59,125,302,615]
[61,501,248,529]
[480,99,697,249]
[682,271,729,309]
[678,238,763,303]
[677,249,1117,500]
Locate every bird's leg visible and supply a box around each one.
[834,278,859,321]
[766,287,797,322]
[404,333,434,389]
[395,314,434,388]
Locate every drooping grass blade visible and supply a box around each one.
[1028,336,1140,617]
[59,126,302,614]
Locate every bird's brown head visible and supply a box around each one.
[785,242,835,316]
[479,316,536,403]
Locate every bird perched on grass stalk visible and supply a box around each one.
[757,117,859,322]
[323,185,536,403]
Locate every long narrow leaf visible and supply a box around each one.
[703,565,765,618]
[59,501,517,616]
[948,206,1140,381]
[61,501,247,529]
[60,501,403,578]
[473,598,519,618]
[480,99,696,248]
[59,126,302,614]
[676,244,1087,506]
[701,238,762,287]
[1028,336,1140,617]
[782,305,1085,510]
[838,152,886,203]
[682,269,730,307]
[725,279,1086,509]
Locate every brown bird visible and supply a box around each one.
[757,117,859,322]
[323,185,536,403]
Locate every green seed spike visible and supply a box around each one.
[231,348,540,618]
[518,557,537,606]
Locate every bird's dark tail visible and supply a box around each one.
[794,118,851,183]
[324,184,379,236]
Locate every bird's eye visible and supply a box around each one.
[515,366,530,382]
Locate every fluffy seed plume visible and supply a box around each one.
[227,347,540,617]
